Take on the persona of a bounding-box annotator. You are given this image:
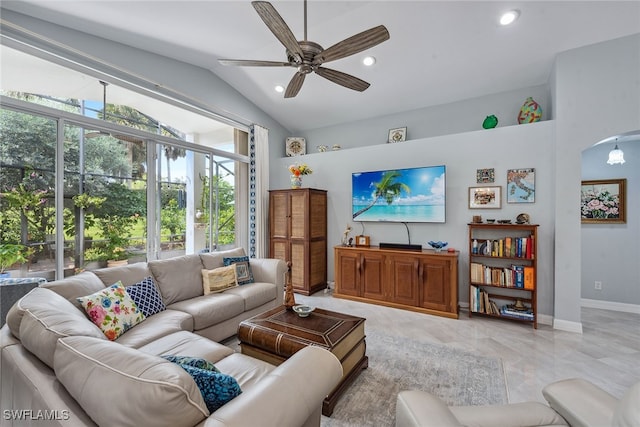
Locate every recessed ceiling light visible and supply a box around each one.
[363,56,376,66]
[499,10,520,26]
[275,85,284,93]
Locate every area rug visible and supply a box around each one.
[321,330,508,427]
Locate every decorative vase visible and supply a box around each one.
[518,97,542,124]
[291,175,302,189]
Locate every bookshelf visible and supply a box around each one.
[468,223,538,328]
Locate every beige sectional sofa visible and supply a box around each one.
[0,248,343,427]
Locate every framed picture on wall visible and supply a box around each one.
[387,127,407,143]
[469,186,502,209]
[507,168,535,203]
[476,168,495,184]
[581,178,626,223]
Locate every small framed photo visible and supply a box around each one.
[469,186,502,209]
[507,168,535,203]
[388,127,407,143]
[581,179,626,224]
[355,235,370,247]
[285,137,306,156]
[476,168,495,184]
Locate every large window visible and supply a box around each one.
[1,53,249,279]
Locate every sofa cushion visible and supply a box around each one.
[613,381,640,427]
[178,364,242,413]
[77,282,146,341]
[214,352,277,391]
[148,254,204,305]
[14,287,105,368]
[114,309,194,348]
[224,282,278,311]
[54,335,208,427]
[40,271,105,309]
[202,265,238,294]
[168,293,245,331]
[199,247,246,270]
[223,256,255,285]
[137,331,234,363]
[93,261,151,287]
[125,276,166,317]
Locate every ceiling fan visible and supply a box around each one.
[219,0,390,98]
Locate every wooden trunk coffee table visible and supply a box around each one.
[237,305,368,416]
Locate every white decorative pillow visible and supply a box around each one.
[77,282,146,340]
[202,265,238,295]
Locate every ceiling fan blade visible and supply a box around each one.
[315,67,370,92]
[218,59,292,67]
[252,1,304,62]
[285,72,306,98]
[315,25,390,64]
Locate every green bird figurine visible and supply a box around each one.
[483,115,498,129]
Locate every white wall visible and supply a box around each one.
[581,142,640,307]
[553,34,640,330]
[274,121,556,318]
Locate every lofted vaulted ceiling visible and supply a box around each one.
[1,1,639,134]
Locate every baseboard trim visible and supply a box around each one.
[553,318,583,334]
[581,298,640,314]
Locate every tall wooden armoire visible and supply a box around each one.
[269,188,327,295]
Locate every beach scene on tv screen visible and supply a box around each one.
[352,165,446,223]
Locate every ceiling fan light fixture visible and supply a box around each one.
[275,85,285,93]
[500,10,520,26]
[363,56,376,66]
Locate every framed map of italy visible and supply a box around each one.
[507,168,535,203]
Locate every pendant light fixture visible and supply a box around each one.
[607,139,625,165]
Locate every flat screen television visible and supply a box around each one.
[352,165,446,223]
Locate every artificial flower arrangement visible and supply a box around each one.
[288,163,313,176]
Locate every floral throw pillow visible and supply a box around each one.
[77,282,146,341]
[223,256,255,285]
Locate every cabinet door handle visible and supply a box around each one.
[418,262,424,283]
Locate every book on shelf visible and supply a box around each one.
[523,266,535,290]
[472,236,535,259]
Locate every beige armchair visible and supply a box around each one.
[396,378,640,427]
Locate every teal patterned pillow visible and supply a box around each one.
[178,365,242,412]
[223,256,254,285]
[162,355,219,373]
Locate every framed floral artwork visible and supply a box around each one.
[469,186,502,209]
[581,179,626,223]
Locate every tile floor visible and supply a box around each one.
[296,291,640,403]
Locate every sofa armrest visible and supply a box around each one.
[203,346,342,427]
[249,258,287,288]
[396,390,463,427]
[452,402,568,427]
[542,378,618,427]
